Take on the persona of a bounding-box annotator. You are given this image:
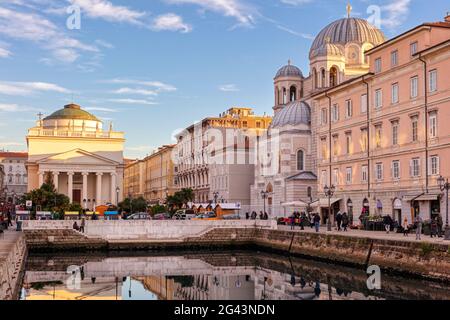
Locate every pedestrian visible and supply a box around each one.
[92,212,98,220]
[263,212,269,220]
[72,221,80,231]
[7,210,13,227]
[313,213,321,232]
[336,210,342,231]
[437,214,443,238]
[259,211,264,220]
[403,217,409,237]
[383,215,392,234]
[430,218,438,238]
[80,217,86,233]
[245,212,250,220]
[290,213,296,230]
[415,214,423,240]
[341,212,349,232]
[300,212,307,230]
[251,211,257,220]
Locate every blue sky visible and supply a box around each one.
[0,0,448,158]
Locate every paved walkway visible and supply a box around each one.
[0,229,23,263]
[278,225,450,245]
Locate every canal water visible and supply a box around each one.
[19,251,450,300]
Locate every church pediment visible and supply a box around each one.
[37,149,119,166]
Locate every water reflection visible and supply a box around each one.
[19,251,450,301]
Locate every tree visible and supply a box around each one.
[166,188,194,210]
[118,196,148,214]
[23,179,70,215]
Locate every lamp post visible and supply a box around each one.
[437,176,450,240]
[324,185,336,232]
[128,193,133,214]
[261,191,270,215]
[116,187,120,206]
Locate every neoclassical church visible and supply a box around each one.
[251,9,386,217]
[26,104,125,209]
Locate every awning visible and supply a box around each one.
[403,193,440,202]
[315,198,342,208]
[281,201,309,207]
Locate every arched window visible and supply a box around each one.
[289,86,297,102]
[297,150,305,171]
[321,69,326,87]
[330,67,338,87]
[282,88,287,104]
[307,186,312,198]
[313,68,318,89]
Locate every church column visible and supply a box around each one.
[38,171,44,187]
[82,172,89,207]
[52,171,59,191]
[67,172,74,203]
[110,173,117,205]
[96,172,103,206]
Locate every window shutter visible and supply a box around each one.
[390,162,393,178]
[418,158,421,177]
[437,157,440,175]
[398,161,401,179]
[409,160,413,177]
[427,157,432,176]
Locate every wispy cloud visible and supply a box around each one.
[276,25,314,40]
[0,81,70,96]
[151,13,192,33]
[0,141,24,148]
[113,88,158,96]
[0,43,11,58]
[102,79,177,92]
[380,0,411,29]
[0,103,19,112]
[85,106,118,113]
[219,84,239,92]
[108,98,158,106]
[165,0,256,27]
[279,0,312,5]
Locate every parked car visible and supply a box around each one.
[172,209,196,220]
[192,211,221,220]
[222,213,241,220]
[153,213,172,220]
[126,212,151,220]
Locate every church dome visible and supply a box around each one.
[44,104,100,122]
[309,17,385,59]
[271,101,311,128]
[310,43,344,58]
[275,62,303,79]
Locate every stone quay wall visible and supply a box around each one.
[0,233,27,300]
[21,220,450,282]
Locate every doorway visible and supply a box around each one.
[73,190,81,204]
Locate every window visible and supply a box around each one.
[429,69,437,92]
[242,121,248,127]
[376,163,383,181]
[375,89,382,109]
[297,150,304,171]
[392,160,400,180]
[346,133,352,154]
[430,156,440,176]
[361,94,368,113]
[346,167,352,184]
[361,128,368,152]
[345,99,353,118]
[410,76,418,98]
[333,168,339,185]
[331,104,339,122]
[410,42,418,56]
[391,83,399,104]
[392,121,399,146]
[411,158,420,177]
[333,135,339,156]
[411,116,418,142]
[362,165,368,182]
[321,170,327,186]
[321,108,328,125]
[429,112,437,138]
[391,50,398,67]
[375,58,382,73]
[375,125,382,148]
[321,137,327,159]
[256,121,261,128]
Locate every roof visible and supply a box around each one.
[44,104,100,122]
[271,101,311,128]
[286,171,317,181]
[0,152,28,158]
[310,17,385,58]
[275,62,303,79]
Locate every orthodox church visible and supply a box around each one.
[251,6,386,217]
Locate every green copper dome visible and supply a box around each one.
[44,104,100,122]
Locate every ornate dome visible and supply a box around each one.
[310,17,385,59]
[44,104,100,122]
[275,61,303,79]
[271,101,311,128]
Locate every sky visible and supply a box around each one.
[0,0,449,159]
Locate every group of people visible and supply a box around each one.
[0,210,14,232]
[288,211,322,232]
[402,213,444,240]
[72,216,86,233]
[245,211,269,220]
[334,211,350,232]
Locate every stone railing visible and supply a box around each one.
[22,220,277,241]
[27,128,124,139]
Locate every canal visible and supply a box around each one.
[17,250,450,300]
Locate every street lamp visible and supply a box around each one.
[261,191,270,215]
[437,176,450,240]
[116,187,120,206]
[324,185,336,232]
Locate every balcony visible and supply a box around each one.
[27,128,125,139]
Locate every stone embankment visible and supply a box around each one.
[21,220,450,282]
[0,232,27,300]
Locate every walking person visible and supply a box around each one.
[264,212,269,220]
[415,214,423,240]
[7,210,13,227]
[437,214,443,238]
[335,210,342,231]
[259,211,264,220]
[300,212,307,231]
[403,217,409,237]
[313,213,321,233]
[80,217,86,233]
[383,215,392,234]
[341,212,349,232]
[290,213,296,230]
[245,212,250,220]
[251,211,257,220]
[430,218,438,238]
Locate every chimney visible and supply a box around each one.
[445,12,450,23]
